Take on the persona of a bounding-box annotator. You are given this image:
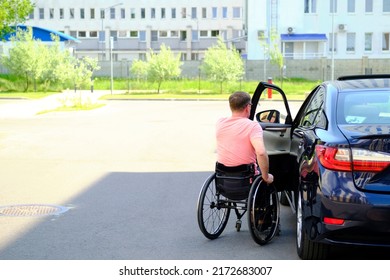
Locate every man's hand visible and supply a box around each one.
[262,173,274,184]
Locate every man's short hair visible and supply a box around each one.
[229,91,251,111]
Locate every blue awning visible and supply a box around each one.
[281,33,327,42]
[3,25,80,43]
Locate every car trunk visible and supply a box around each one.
[338,124,390,193]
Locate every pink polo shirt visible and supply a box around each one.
[216,117,263,174]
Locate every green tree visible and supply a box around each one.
[201,37,244,94]
[146,44,182,93]
[71,56,100,90]
[259,29,284,85]
[2,27,47,91]
[2,27,100,92]
[0,0,34,39]
[130,59,148,81]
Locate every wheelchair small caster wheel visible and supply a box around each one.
[236,220,242,232]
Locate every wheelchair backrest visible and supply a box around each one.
[215,162,255,200]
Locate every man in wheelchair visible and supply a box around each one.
[197,91,280,245]
[216,91,274,185]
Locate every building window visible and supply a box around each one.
[212,7,217,18]
[39,8,44,19]
[90,8,95,19]
[141,8,145,19]
[222,7,228,18]
[180,30,187,41]
[170,30,178,37]
[80,8,85,19]
[70,8,74,19]
[161,8,166,19]
[171,8,176,18]
[118,30,127,37]
[100,9,105,19]
[89,31,98,38]
[130,31,138,37]
[151,31,158,41]
[200,30,208,37]
[191,7,197,19]
[110,31,118,41]
[383,33,390,51]
[191,53,199,61]
[49,8,54,19]
[346,32,356,52]
[180,53,187,61]
[347,0,355,13]
[211,30,219,37]
[151,8,156,18]
[60,8,64,19]
[139,31,146,41]
[181,8,187,18]
[121,8,125,19]
[384,0,390,12]
[99,30,105,42]
[130,8,136,19]
[304,0,317,13]
[78,31,86,38]
[330,0,337,13]
[70,31,77,38]
[233,7,241,18]
[159,31,168,37]
[365,0,373,13]
[192,30,198,41]
[28,11,34,19]
[110,8,115,19]
[365,33,372,51]
[139,53,146,61]
[202,8,207,18]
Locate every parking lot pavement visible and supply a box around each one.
[0,98,304,260]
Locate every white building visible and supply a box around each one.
[25,0,246,61]
[25,0,390,63]
[247,0,390,60]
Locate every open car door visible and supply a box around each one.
[249,82,296,194]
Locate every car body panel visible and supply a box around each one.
[249,77,390,258]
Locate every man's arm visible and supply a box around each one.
[251,137,274,184]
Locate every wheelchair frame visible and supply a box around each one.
[197,172,280,245]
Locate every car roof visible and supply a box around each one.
[332,74,390,92]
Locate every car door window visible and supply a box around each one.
[299,87,326,128]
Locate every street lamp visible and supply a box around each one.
[331,0,335,80]
[100,2,123,94]
[110,36,114,95]
[100,3,123,58]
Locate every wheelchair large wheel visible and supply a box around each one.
[197,173,231,239]
[248,177,280,245]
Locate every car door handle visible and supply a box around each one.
[265,127,287,132]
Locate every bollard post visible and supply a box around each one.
[267,77,272,99]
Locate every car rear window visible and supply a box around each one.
[338,90,390,124]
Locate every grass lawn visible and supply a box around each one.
[0,77,318,101]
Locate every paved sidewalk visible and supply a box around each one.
[0,90,113,118]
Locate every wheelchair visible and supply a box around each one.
[197,162,280,245]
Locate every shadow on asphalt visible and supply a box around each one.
[0,171,387,260]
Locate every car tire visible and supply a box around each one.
[296,191,329,259]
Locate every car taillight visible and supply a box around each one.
[324,217,345,225]
[315,145,390,172]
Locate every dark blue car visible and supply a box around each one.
[249,75,390,259]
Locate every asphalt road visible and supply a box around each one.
[0,99,303,260]
[2,98,385,261]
